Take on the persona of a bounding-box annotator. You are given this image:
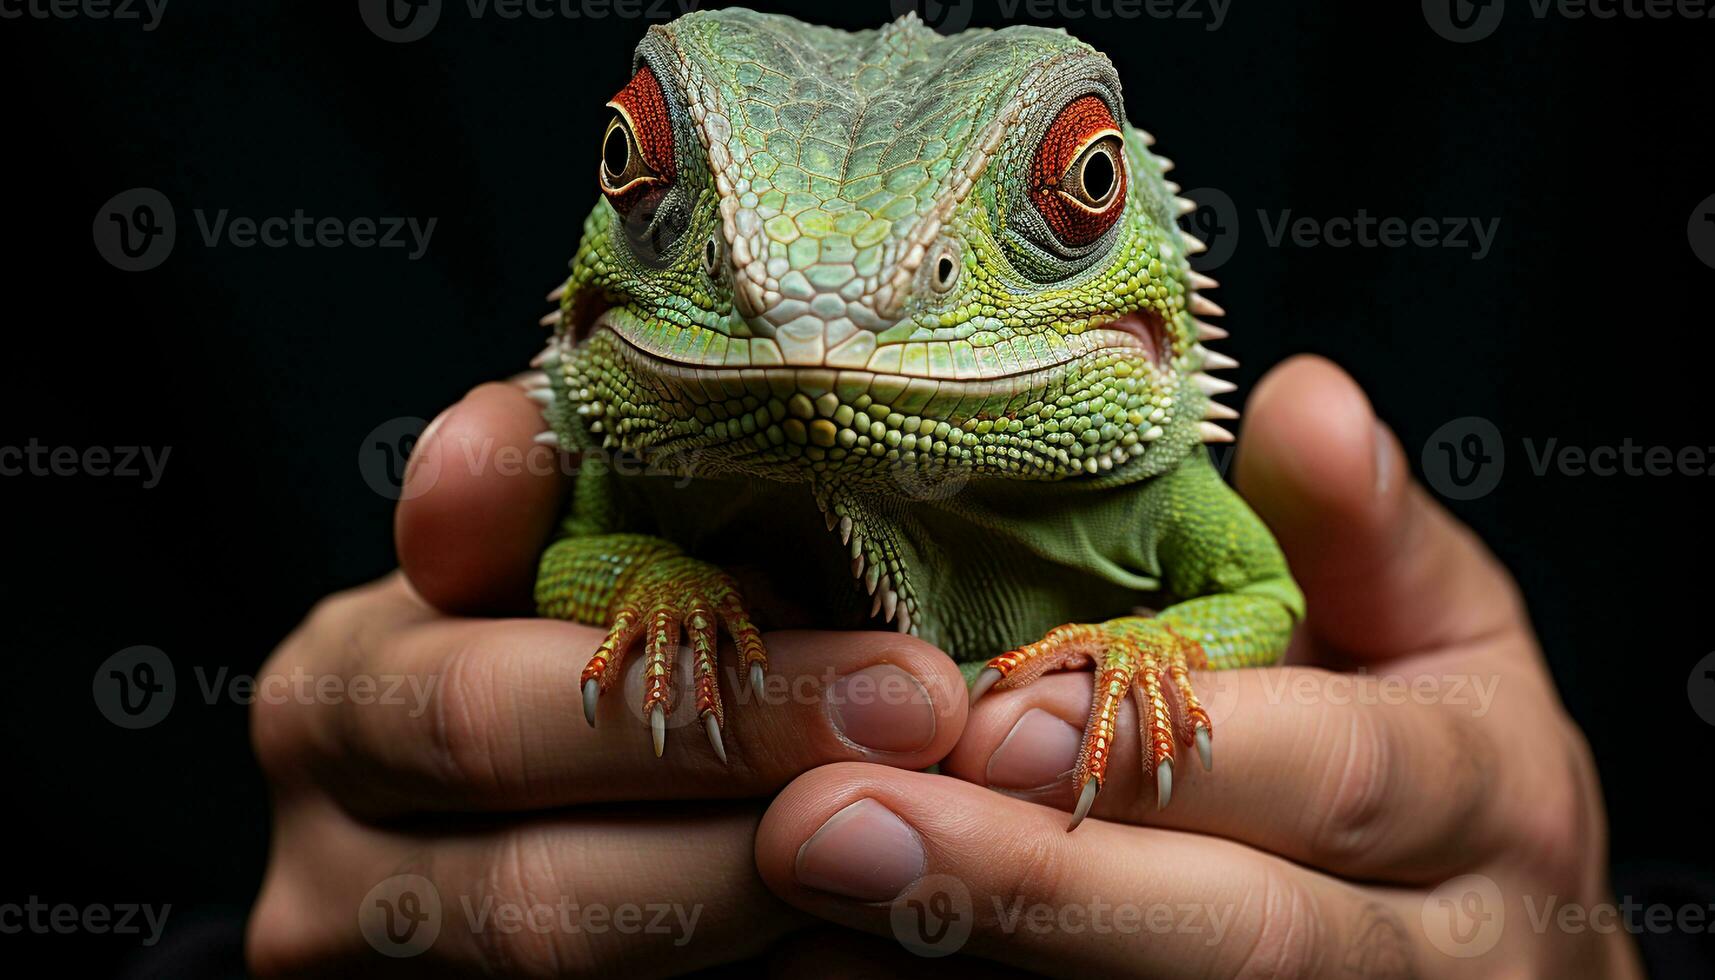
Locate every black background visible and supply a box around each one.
[3,0,1712,975]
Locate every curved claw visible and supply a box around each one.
[650,706,666,758]
[1194,725,1212,772]
[1156,757,1174,810]
[704,713,727,765]
[969,667,1002,705]
[749,662,765,696]
[1068,777,1100,832]
[582,679,599,728]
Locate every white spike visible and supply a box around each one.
[870,591,883,617]
[1199,422,1235,443]
[1175,196,1197,215]
[1188,271,1220,291]
[895,604,911,634]
[1204,400,1240,420]
[1190,294,1226,317]
[1199,346,1240,371]
[882,589,899,623]
[539,310,563,328]
[519,370,549,389]
[838,516,852,545]
[1182,233,1207,255]
[1163,179,1181,194]
[1195,319,1229,341]
[1193,372,1238,396]
[587,420,603,433]
[533,431,560,446]
[1138,129,1156,146]
[525,388,554,405]
[1156,156,1175,173]
[547,283,569,302]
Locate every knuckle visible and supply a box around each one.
[424,642,512,793]
[1306,706,1394,867]
[992,832,1069,912]
[466,832,589,977]
[1507,725,1591,894]
[245,872,323,978]
[1231,870,1327,980]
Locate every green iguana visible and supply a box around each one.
[526,8,1303,830]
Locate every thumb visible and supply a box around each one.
[1234,355,1524,662]
[394,381,569,615]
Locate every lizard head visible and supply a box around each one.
[535,9,1237,490]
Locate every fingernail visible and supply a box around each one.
[795,798,926,902]
[1372,419,1396,499]
[826,664,935,753]
[985,708,1082,790]
[400,405,455,498]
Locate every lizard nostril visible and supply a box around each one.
[701,235,722,279]
[929,242,961,294]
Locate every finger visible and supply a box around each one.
[396,381,568,616]
[756,764,1421,978]
[248,792,799,977]
[946,662,1503,883]
[1235,354,1527,661]
[261,613,967,816]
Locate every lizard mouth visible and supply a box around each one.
[562,299,1170,381]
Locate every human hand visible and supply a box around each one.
[245,382,968,976]
[752,356,1643,978]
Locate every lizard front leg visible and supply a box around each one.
[972,452,1303,829]
[534,469,766,762]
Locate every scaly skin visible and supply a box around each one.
[526,9,1303,827]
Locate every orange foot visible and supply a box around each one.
[971,619,1212,830]
[580,555,767,763]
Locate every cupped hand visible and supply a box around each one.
[245,382,967,976]
[753,356,1643,979]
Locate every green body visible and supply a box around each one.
[532,9,1302,675]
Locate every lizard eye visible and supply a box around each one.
[599,65,675,205]
[1029,95,1127,249]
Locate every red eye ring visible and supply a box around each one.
[600,64,675,204]
[1029,95,1127,248]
